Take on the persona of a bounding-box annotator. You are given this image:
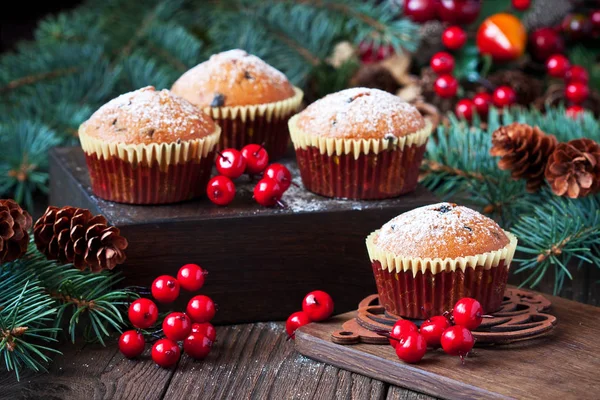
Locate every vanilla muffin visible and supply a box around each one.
[288,87,432,200]
[366,202,518,318]
[171,49,303,159]
[79,86,220,204]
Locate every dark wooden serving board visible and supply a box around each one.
[295,291,600,400]
[48,146,438,324]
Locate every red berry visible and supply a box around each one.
[403,0,438,23]
[493,86,517,107]
[264,163,292,192]
[285,311,311,340]
[187,295,216,323]
[437,0,481,25]
[592,11,600,31]
[434,75,458,98]
[184,332,213,360]
[395,332,427,364]
[301,290,334,322]
[511,0,530,11]
[561,14,592,40]
[152,338,180,368]
[388,319,418,348]
[216,148,246,179]
[566,105,585,119]
[565,82,589,104]
[358,42,394,64]
[472,92,492,116]
[455,99,474,121]
[177,264,206,292]
[128,298,158,329]
[253,178,283,207]
[565,65,589,85]
[546,55,571,78]
[151,275,180,303]
[191,322,217,342]
[442,26,467,50]
[420,316,451,347]
[241,144,269,175]
[529,27,564,62]
[162,312,192,342]
[441,325,475,359]
[207,176,235,206]
[452,297,483,330]
[430,52,455,75]
[119,330,145,358]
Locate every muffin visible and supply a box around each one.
[171,49,303,160]
[288,88,432,200]
[366,202,518,319]
[79,86,220,204]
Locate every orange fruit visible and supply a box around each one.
[477,13,527,62]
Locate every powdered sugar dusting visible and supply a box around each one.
[374,202,509,259]
[296,87,425,139]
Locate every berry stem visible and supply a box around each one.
[216,151,230,162]
[253,142,265,157]
[276,199,287,209]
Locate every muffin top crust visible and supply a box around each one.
[171,49,296,108]
[79,86,217,145]
[373,202,510,259]
[293,87,426,140]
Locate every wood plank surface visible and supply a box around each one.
[295,293,600,400]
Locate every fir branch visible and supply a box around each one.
[0,67,80,94]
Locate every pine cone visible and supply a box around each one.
[350,64,400,94]
[419,67,454,114]
[0,200,32,263]
[545,138,600,198]
[490,123,558,192]
[33,206,128,272]
[487,70,544,106]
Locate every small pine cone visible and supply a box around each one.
[350,64,400,94]
[34,206,128,272]
[490,123,558,192]
[0,199,32,263]
[545,138,600,199]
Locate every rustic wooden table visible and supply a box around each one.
[0,322,433,400]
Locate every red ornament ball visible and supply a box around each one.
[286,311,311,340]
[565,65,589,85]
[442,26,467,50]
[177,264,206,292]
[192,322,217,342]
[187,294,217,323]
[395,332,427,364]
[419,316,451,347]
[434,75,458,98]
[207,175,235,206]
[492,86,517,107]
[254,178,283,207]
[162,312,192,342]
[302,290,334,322]
[264,163,292,192]
[128,298,158,329]
[455,99,475,121]
[241,144,269,175]
[151,275,180,304]
[565,82,590,104]
[440,325,475,358]
[452,297,483,330]
[546,54,571,78]
[216,148,246,179]
[403,0,438,23]
[472,92,492,116]
[430,52,455,75]
[437,0,481,25]
[184,332,213,360]
[389,319,418,348]
[566,105,585,119]
[511,0,530,11]
[152,338,180,368]
[119,330,145,358]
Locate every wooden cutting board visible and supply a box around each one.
[295,291,599,400]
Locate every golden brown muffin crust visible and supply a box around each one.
[294,87,426,140]
[79,86,217,145]
[171,49,296,108]
[373,202,510,259]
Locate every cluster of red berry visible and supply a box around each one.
[285,290,335,339]
[389,297,483,364]
[207,144,293,207]
[545,55,591,118]
[119,264,217,368]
